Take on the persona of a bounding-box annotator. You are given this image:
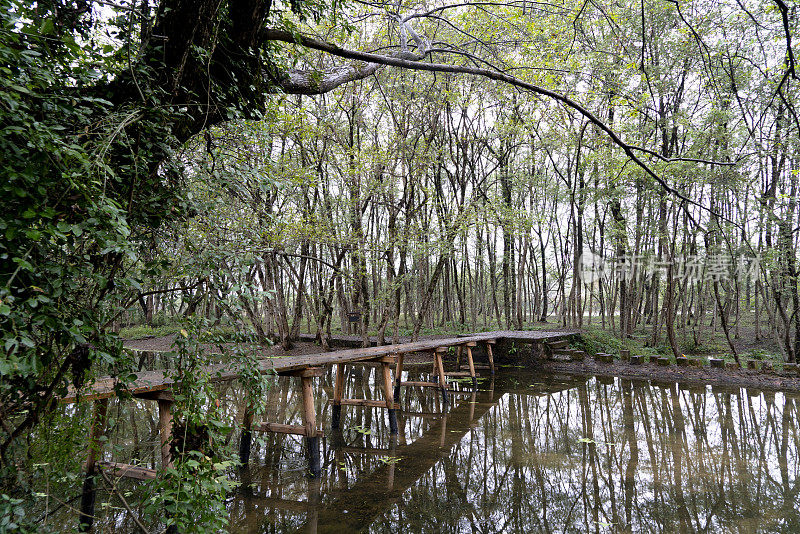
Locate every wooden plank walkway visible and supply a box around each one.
[65,330,572,404]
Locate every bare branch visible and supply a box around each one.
[263,28,725,216]
[774,0,798,79]
[630,146,740,166]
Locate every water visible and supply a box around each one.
[65,367,800,533]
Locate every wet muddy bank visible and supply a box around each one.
[481,336,800,393]
[536,357,800,393]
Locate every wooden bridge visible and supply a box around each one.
[68,330,572,531]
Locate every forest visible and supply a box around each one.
[115,0,798,358]
[1,0,799,532]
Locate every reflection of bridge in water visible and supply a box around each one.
[227,374,800,534]
[67,330,572,531]
[63,350,800,532]
[69,328,800,532]
[230,372,585,534]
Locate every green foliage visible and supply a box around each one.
[0,493,35,534]
[572,328,660,359]
[349,425,373,437]
[0,2,288,526]
[0,0,310,460]
[140,318,260,532]
[145,453,237,534]
[742,349,783,365]
[678,335,725,355]
[573,329,623,355]
[0,0,144,459]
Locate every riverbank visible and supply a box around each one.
[537,357,800,393]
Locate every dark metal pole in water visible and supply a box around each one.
[79,398,109,532]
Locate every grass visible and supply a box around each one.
[118,323,239,341]
[572,326,661,360]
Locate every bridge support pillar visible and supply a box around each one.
[434,348,449,405]
[465,342,478,389]
[239,401,254,465]
[331,363,345,431]
[381,360,398,434]
[485,340,496,375]
[79,398,109,532]
[300,374,321,477]
[393,353,404,405]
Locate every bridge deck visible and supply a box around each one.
[64,330,572,403]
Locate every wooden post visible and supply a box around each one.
[468,389,477,422]
[79,398,109,532]
[393,353,404,404]
[434,348,449,405]
[398,412,407,445]
[301,376,321,477]
[157,397,177,534]
[381,362,398,434]
[465,343,477,389]
[239,400,254,465]
[386,437,398,490]
[307,479,321,534]
[331,363,345,431]
[301,375,318,436]
[486,341,496,375]
[158,399,174,470]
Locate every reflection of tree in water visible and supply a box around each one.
[77,372,800,533]
[367,379,800,534]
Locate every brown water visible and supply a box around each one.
[66,367,800,533]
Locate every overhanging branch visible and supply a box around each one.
[264,28,729,216]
